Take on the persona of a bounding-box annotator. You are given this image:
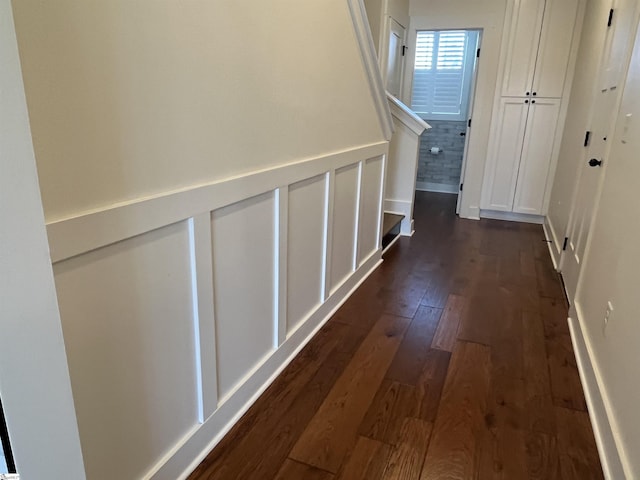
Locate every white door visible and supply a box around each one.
[532,0,581,98]
[385,18,406,97]
[501,0,546,97]
[561,0,637,301]
[456,33,482,214]
[481,97,530,211]
[513,98,561,214]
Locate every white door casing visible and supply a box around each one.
[384,17,406,97]
[0,1,86,477]
[457,33,483,215]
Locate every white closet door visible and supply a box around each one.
[532,0,581,98]
[513,98,561,214]
[481,98,530,211]
[501,0,546,97]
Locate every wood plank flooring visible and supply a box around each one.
[189,192,603,480]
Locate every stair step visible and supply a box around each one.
[382,213,404,237]
[382,213,404,251]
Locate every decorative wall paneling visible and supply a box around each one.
[47,142,388,480]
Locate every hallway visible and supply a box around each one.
[190,192,602,480]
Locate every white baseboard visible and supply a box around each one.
[543,216,564,271]
[479,209,544,224]
[382,232,402,254]
[542,221,559,271]
[173,251,383,480]
[568,309,628,480]
[415,181,459,194]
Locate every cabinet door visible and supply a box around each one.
[481,98,530,212]
[513,98,561,214]
[532,0,581,98]
[501,0,546,97]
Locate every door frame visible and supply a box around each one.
[380,16,407,97]
[0,2,86,478]
[457,30,483,214]
[558,0,640,285]
[402,9,509,220]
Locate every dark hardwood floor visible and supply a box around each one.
[189,192,603,480]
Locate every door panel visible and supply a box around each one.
[546,0,613,266]
[513,98,561,214]
[561,0,638,301]
[502,0,546,97]
[481,98,530,211]
[532,0,581,98]
[563,88,616,300]
[386,18,406,98]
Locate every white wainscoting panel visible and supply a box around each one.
[44,142,389,479]
[53,221,200,480]
[286,175,327,335]
[330,163,360,293]
[357,156,384,265]
[211,192,277,402]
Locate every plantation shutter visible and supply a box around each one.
[410,30,474,120]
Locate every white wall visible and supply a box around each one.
[9,1,389,479]
[573,20,640,478]
[0,2,85,477]
[545,0,609,265]
[406,0,508,219]
[364,0,385,53]
[12,0,385,223]
[388,0,410,29]
[364,0,410,55]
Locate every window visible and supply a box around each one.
[410,30,479,121]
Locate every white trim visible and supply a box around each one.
[382,232,402,254]
[543,217,561,271]
[46,142,388,264]
[44,142,388,479]
[569,307,627,480]
[170,252,383,480]
[189,213,218,420]
[276,187,289,347]
[479,209,544,224]
[415,181,459,194]
[347,0,394,140]
[0,2,86,477]
[386,93,430,135]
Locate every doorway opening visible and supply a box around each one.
[409,29,481,210]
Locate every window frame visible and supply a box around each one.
[410,29,479,122]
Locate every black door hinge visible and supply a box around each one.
[460,183,464,191]
[477,48,481,58]
[584,130,592,147]
[563,237,569,251]
[402,45,407,56]
[468,118,472,128]
[608,9,614,27]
